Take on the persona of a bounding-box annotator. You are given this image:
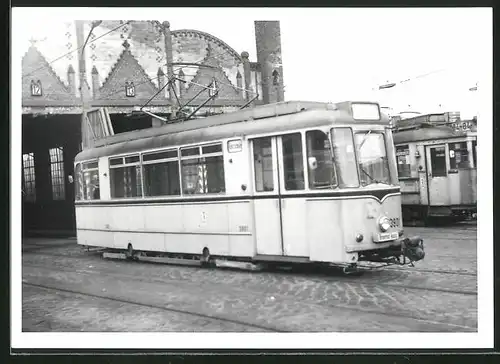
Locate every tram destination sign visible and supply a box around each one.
[351,103,381,121]
[452,121,474,132]
[227,139,243,153]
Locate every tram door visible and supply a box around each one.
[252,137,283,255]
[425,144,450,205]
[251,135,308,257]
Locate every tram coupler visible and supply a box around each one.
[401,236,425,265]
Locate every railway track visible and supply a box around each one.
[23,281,284,332]
[22,262,476,332]
[23,249,478,296]
[23,252,478,331]
[382,266,477,277]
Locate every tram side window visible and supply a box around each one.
[330,128,359,187]
[142,150,180,196]
[306,130,337,189]
[395,145,411,178]
[448,142,470,169]
[430,146,447,177]
[253,138,274,192]
[74,163,82,200]
[181,144,225,195]
[281,133,305,190]
[81,161,100,200]
[110,156,143,198]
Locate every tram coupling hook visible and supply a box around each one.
[401,236,425,263]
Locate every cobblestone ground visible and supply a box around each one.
[20,223,477,332]
[396,222,477,274]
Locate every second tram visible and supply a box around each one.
[392,113,477,223]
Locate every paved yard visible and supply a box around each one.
[20,223,477,332]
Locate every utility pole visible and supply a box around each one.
[75,20,92,150]
[76,20,102,149]
[161,21,177,120]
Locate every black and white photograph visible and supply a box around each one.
[11,7,493,350]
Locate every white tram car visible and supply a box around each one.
[392,113,477,223]
[74,101,424,270]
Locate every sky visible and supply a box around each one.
[14,7,491,118]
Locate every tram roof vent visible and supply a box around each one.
[249,100,336,120]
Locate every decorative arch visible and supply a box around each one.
[171,29,243,63]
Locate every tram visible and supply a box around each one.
[392,112,477,223]
[73,101,425,271]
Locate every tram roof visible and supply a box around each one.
[393,125,470,144]
[76,100,390,162]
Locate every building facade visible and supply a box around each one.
[21,20,285,235]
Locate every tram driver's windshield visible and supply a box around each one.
[354,131,391,186]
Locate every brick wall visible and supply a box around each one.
[171,30,244,91]
[96,42,159,102]
[21,20,278,109]
[22,46,77,103]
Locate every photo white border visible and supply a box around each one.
[11,7,493,350]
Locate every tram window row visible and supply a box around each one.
[74,126,399,201]
[75,142,226,201]
[395,140,477,179]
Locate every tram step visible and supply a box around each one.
[214,259,263,271]
[102,252,127,260]
[137,255,202,267]
[101,252,263,271]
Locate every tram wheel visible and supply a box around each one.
[127,243,135,260]
[201,247,211,267]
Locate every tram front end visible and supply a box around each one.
[342,189,425,266]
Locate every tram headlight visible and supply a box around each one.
[378,216,391,232]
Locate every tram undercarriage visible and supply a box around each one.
[402,204,477,225]
[83,236,425,276]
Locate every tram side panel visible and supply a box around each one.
[76,206,113,248]
[306,198,349,263]
[76,198,256,257]
[459,167,477,205]
[76,137,257,258]
[447,169,477,205]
